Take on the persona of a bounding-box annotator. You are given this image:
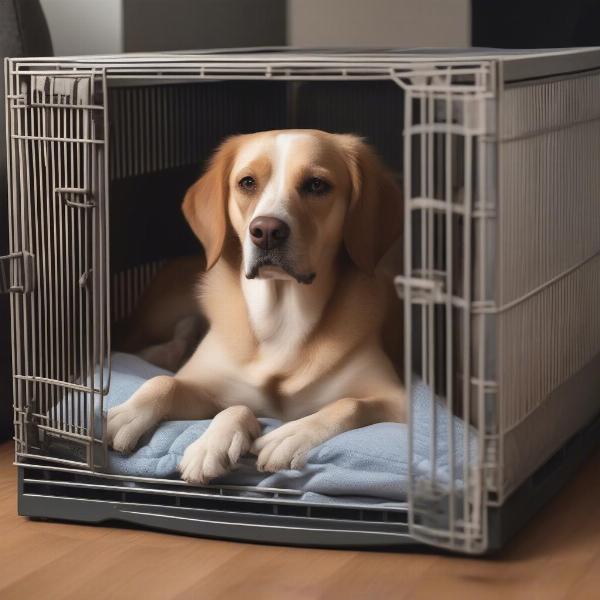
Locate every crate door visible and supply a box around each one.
[7,69,110,469]
[397,71,497,553]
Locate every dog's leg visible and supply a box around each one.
[107,375,215,454]
[138,338,189,372]
[178,405,261,484]
[138,315,205,371]
[252,395,405,472]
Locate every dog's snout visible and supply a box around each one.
[249,216,290,250]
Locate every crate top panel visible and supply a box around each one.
[7,46,600,85]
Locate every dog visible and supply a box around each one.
[108,129,407,484]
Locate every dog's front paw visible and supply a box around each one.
[178,428,254,485]
[178,407,261,485]
[107,401,161,454]
[252,419,322,473]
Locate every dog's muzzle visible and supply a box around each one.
[245,252,316,285]
[246,216,315,284]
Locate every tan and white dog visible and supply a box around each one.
[108,129,406,484]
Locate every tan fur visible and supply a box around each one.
[338,134,404,274]
[181,137,240,270]
[108,130,406,484]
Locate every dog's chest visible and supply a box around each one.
[230,278,325,418]
[240,370,333,420]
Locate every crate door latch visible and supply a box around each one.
[0,252,35,294]
[394,275,445,303]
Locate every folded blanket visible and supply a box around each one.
[71,353,476,506]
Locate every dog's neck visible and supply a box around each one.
[240,262,337,362]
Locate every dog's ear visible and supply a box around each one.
[182,136,239,270]
[338,135,403,274]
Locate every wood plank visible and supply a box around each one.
[314,552,439,600]
[568,545,600,600]
[0,529,243,600]
[174,545,358,600]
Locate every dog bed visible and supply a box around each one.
[80,353,477,506]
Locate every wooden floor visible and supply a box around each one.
[1,442,599,600]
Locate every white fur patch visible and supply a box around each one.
[242,133,312,276]
[251,132,310,219]
[238,132,323,369]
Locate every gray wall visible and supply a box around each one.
[39,0,123,55]
[122,0,286,52]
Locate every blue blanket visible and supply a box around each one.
[98,353,476,505]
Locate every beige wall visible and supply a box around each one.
[288,0,470,48]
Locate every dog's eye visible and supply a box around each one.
[303,177,331,196]
[239,176,256,192]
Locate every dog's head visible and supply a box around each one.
[182,130,402,282]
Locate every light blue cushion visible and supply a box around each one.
[99,352,476,505]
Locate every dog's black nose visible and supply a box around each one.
[249,216,290,250]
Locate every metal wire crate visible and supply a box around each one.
[3,47,600,554]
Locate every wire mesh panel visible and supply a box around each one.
[6,64,110,469]
[397,64,496,553]
[495,70,600,500]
